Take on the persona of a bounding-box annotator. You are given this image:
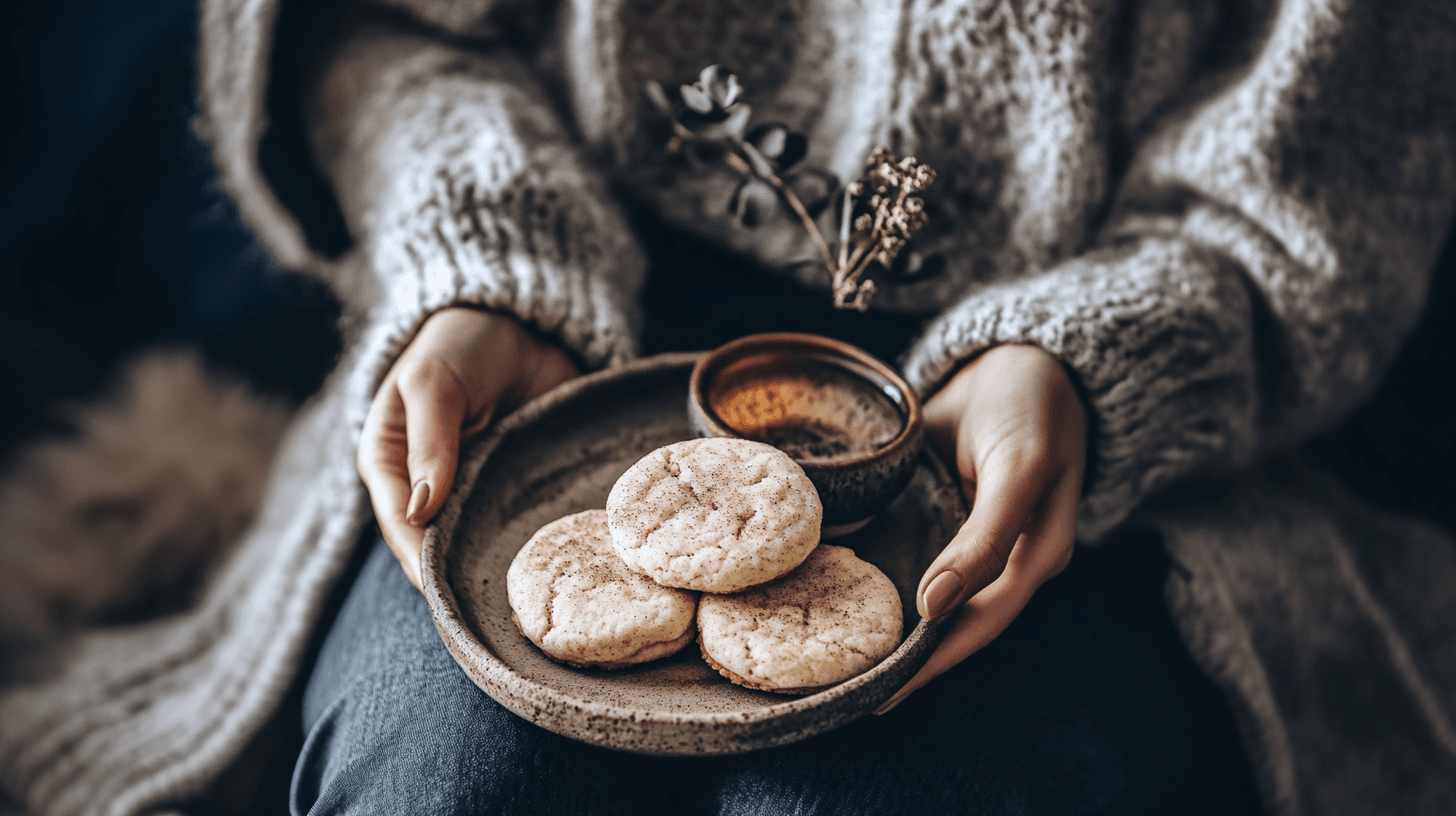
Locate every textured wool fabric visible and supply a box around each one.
[1148,460,1456,816]
[1,0,1454,814]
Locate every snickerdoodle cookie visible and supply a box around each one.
[605,438,822,594]
[507,510,698,669]
[697,545,902,693]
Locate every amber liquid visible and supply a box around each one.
[750,418,865,460]
[710,361,905,462]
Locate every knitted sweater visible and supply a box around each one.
[2,0,1455,814]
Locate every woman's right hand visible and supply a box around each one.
[358,307,578,590]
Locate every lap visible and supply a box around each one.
[291,538,706,816]
[709,538,1229,815]
[292,535,1258,816]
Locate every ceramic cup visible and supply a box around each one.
[688,333,924,536]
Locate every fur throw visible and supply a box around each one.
[0,351,287,647]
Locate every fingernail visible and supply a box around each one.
[922,570,964,619]
[406,481,431,525]
[874,690,910,716]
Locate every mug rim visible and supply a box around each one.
[688,332,923,471]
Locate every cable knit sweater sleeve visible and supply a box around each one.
[300,6,645,371]
[903,0,1456,541]
[201,0,645,374]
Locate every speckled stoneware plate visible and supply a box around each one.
[422,352,967,755]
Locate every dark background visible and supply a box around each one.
[0,0,343,467]
[0,2,1452,813]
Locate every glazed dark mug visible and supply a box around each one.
[688,333,924,536]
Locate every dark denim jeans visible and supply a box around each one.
[290,533,1259,816]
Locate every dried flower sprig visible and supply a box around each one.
[833,148,936,310]
[647,66,936,311]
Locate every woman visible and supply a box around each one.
[3,0,1453,813]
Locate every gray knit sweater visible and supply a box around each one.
[2,0,1455,814]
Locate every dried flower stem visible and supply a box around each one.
[654,68,935,311]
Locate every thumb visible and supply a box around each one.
[916,446,1051,619]
[399,362,470,526]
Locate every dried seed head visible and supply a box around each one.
[905,165,936,194]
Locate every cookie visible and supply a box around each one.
[606,438,822,594]
[697,545,902,693]
[507,510,698,669]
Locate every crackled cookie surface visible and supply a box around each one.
[507,510,698,669]
[697,545,902,693]
[606,438,822,593]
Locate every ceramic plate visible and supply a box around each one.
[422,353,968,755]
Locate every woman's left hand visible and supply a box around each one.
[876,344,1087,713]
